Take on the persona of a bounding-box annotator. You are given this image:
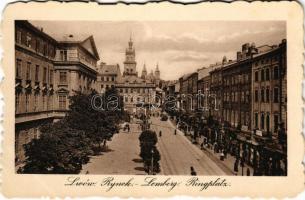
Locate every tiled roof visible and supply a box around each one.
[100,64,120,75]
[118,76,152,84]
[55,34,84,43]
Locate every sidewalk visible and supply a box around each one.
[80,122,146,175]
[168,118,253,176]
[197,142,253,176]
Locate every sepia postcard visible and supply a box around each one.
[1,1,304,198]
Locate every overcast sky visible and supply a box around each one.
[31,21,286,80]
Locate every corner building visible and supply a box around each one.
[15,21,100,164]
[251,40,287,137]
[15,21,57,163]
[53,35,100,113]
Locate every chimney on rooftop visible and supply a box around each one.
[222,56,227,64]
[237,51,242,61]
[242,43,250,53]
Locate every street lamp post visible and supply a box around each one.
[151,149,154,175]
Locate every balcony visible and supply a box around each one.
[15,110,56,124]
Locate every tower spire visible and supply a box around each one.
[130,31,132,42]
[141,62,147,79]
[143,62,147,70]
[124,35,137,77]
[155,62,160,80]
[128,32,133,49]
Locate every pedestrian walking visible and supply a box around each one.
[214,142,218,153]
[103,139,106,147]
[174,129,177,135]
[200,142,204,150]
[85,170,89,174]
[190,166,197,176]
[159,130,162,137]
[247,168,251,176]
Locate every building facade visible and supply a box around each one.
[197,66,213,118]
[97,63,122,93]
[251,40,287,137]
[15,21,100,163]
[222,59,252,130]
[54,35,99,112]
[115,37,159,114]
[15,21,58,162]
[179,72,198,113]
[209,63,223,122]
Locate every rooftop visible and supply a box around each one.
[99,64,120,75]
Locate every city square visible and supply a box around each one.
[15,20,287,176]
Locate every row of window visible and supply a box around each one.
[254,87,279,103]
[254,55,279,67]
[223,109,250,127]
[126,68,134,73]
[223,73,250,86]
[16,59,53,84]
[124,96,148,103]
[15,93,67,113]
[254,112,279,132]
[16,27,97,67]
[16,66,91,88]
[100,76,115,82]
[58,49,96,67]
[118,88,152,94]
[101,84,114,89]
[60,71,92,85]
[15,93,54,113]
[223,91,250,103]
[254,66,279,82]
[15,28,55,58]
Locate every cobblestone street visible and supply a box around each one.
[150,117,230,175]
[81,117,231,175]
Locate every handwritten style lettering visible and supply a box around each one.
[185,177,229,191]
[141,177,181,192]
[100,177,134,192]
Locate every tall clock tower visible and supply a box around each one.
[123,36,137,77]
